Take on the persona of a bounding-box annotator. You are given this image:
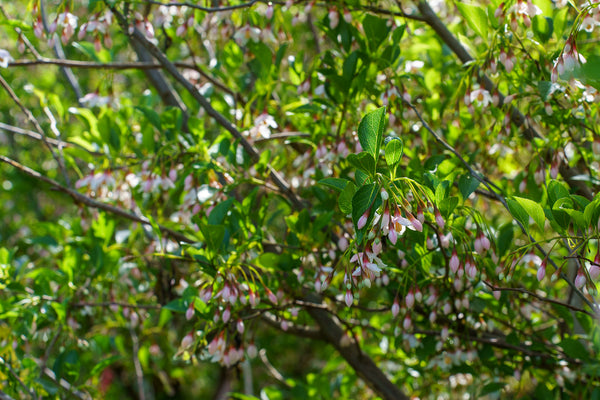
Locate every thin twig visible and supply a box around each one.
[109,5,305,210]
[0,357,38,400]
[0,74,72,186]
[130,328,147,400]
[258,349,292,388]
[0,155,195,244]
[403,98,596,311]
[483,281,595,316]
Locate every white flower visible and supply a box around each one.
[249,113,277,139]
[233,24,261,45]
[404,60,424,74]
[0,49,14,68]
[79,92,110,107]
[470,88,492,108]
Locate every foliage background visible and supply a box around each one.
[1,0,600,399]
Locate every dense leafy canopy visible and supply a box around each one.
[1,0,600,399]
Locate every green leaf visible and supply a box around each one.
[559,338,589,360]
[479,382,505,396]
[351,183,379,231]
[456,3,489,38]
[458,174,480,200]
[89,355,122,377]
[532,16,553,43]
[510,196,545,230]
[339,182,357,215]
[576,55,600,90]
[384,138,403,167]
[348,152,376,175]
[208,198,234,225]
[497,224,514,257]
[163,298,190,313]
[362,14,391,52]
[538,81,553,101]
[342,51,359,83]
[319,178,350,192]
[357,107,386,161]
[547,180,569,207]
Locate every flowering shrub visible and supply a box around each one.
[1,0,600,399]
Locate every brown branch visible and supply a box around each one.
[415,0,594,201]
[0,74,71,186]
[483,281,595,317]
[0,155,195,244]
[260,313,323,340]
[110,5,305,210]
[302,293,409,400]
[70,301,161,310]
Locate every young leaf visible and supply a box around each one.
[512,196,545,231]
[319,178,351,192]
[351,183,379,230]
[357,107,386,162]
[456,3,489,38]
[458,174,480,200]
[338,182,357,215]
[385,138,403,167]
[348,152,376,175]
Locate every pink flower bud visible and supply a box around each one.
[575,269,586,289]
[328,8,339,29]
[222,306,231,323]
[345,289,353,307]
[186,303,194,320]
[429,311,437,323]
[181,332,194,348]
[493,290,501,300]
[407,212,423,232]
[405,290,415,309]
[537,262,546,281]
[449,249,460,273]
[237,319,245,334]
[266,3,274,19]
[402,315,412,330]
[435,209,445,230]
[267,289,278,305]
[589,264,600,281]
[391,297,400,317]
[414,287,422,302]
[247,342,258,358]
[357,209,370,229]
[343,9,352,23]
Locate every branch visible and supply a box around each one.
[0,155,195,244]
[0,74,71,186]
[483,281,595,317]
[260,313,323,340]
[109,4,305,210]
[402,98,596,311]
[302,293,409,400]
[415,0,594,201]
